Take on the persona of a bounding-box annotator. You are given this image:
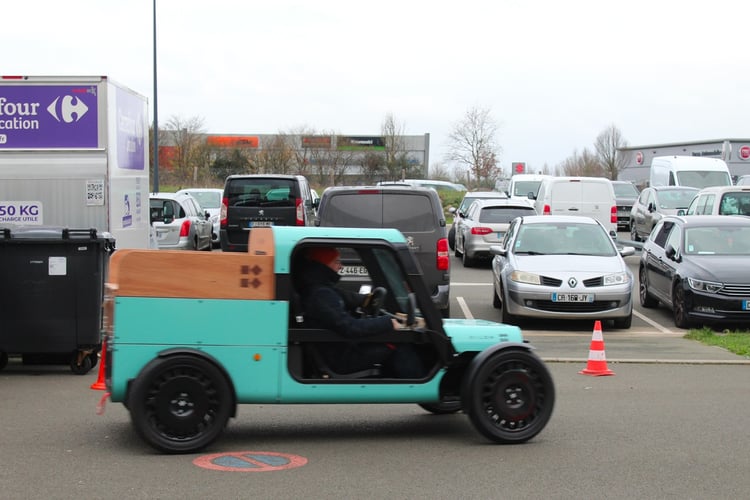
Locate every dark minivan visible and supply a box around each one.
[315,185,451,317]
[220,174,317,252]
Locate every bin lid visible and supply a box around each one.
[1,226,112,243]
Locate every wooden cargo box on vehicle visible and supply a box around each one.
[107,228,275,300]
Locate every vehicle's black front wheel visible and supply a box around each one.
[639,267,659,308]
[630,221,639,242]
[448,226,456,250]
[70,352,93,375]
[129,355,233,454]
[463,349,554,444]
[672,282,691,329]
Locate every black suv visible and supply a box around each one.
[315,185,451,317]
[220,174,317,252]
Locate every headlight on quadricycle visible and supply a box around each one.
[603,272,630,286]
[687,277,723,293]
[509,271,542,285]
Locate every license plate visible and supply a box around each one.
[551,293,594,302]
[339,265,369,276]
[248,220,273,228]
[743,300,749,310]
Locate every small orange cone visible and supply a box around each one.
[90,337,108,390]
[579,320,614,376]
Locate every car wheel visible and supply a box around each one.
[129,355,233,454]
[612,313,632,329]
[418,400,462,414]
[492,286,501,309]
[462,348,555,444]
[672,282,691,329]
[630,221,639,242]
[448,226,456,251]
[639,267,659,308]
[462,248,474,267]
[498,283,517,324]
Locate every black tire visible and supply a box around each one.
[70,353,93,375]
[129,355,233,454]
[448,226,456,251]
[418,400,462,414]
[498,283,517,325]
[612,313,632,329]
[630,221,639,242]
[639,267,658,308]
[462,249,474,267]
[0,351,8,371]
[672,282,691,329]
[440,305,451,319]
[492,286,501,309]
[462,349,555,444]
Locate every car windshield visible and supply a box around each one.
[479,206,535,223]
[514,223,616,256]
[188,191,221,209]
[513,181,542,198]
[613,183,639,197]
[658,189,698,209]
[684,226,750,255]
[675,171,732,189]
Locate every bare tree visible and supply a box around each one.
[594,124,631,180]
[255,135,296,174]
[164,115,206,185]
[381,113,410,180]
[559,148,604,177]
[445,106,502,187]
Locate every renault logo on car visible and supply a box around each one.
[568,277,578,288]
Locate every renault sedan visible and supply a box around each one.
[490,215,634,328]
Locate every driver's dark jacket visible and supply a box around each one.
[296,259,394,337]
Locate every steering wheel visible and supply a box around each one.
[363,287,387,316]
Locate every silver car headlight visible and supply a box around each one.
[687,277,723,294]
[510,270,542,285]
[603,272,630,286]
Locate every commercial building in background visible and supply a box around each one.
[0,75,151,249]
[618,139,750,188]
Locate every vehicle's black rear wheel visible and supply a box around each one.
[462,349,554,443]
[672,282,691,329]
[129,355,233,454]
[448,226,456,251]
[492,286,501,309]
[639,267,659,308]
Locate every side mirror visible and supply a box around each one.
[448,207,456,215]
[665,244,680,262]
[619,246,636,257]
[489,245,507,257]
[676,209,685,216]
[204,210,211,219]
[648,202,656,213]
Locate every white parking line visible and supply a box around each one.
[633,309,674,334]
[456,296,474,320]
[452,282,492,286]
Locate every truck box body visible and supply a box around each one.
[0,75,150,249]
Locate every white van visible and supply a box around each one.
[533,176,617,234]
[505,174,550,202]
[649,156,731,189]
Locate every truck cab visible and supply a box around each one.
[101,226,554,453]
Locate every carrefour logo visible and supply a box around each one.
[47,95,89,123]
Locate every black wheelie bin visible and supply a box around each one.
[0,227,115,374]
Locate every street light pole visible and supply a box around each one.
[152,0,159,193]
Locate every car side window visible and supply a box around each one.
[651,221,675,248]
[665,224,681,252]
[502,219,518,249]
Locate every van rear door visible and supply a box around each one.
[548,179,616,233]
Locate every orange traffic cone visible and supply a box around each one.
[90,337,107,390]
[579,320,614,376]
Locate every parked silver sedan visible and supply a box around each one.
[629,186,698,242]
[454,198,535,267]
[490,215,635,328]
[176,188,223,247]
[149,192,213,251]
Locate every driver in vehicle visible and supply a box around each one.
[295,246,424,378]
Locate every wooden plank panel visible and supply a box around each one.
[108,250,275,300]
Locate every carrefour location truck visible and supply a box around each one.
[0,75,151,248]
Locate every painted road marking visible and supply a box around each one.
[456,296,473,319]
[193,451,307,472]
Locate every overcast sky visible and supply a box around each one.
[5,0,749,176]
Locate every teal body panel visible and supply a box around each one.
[109,295,444,404]
[269,226,407,274]
[443,318,525,352]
